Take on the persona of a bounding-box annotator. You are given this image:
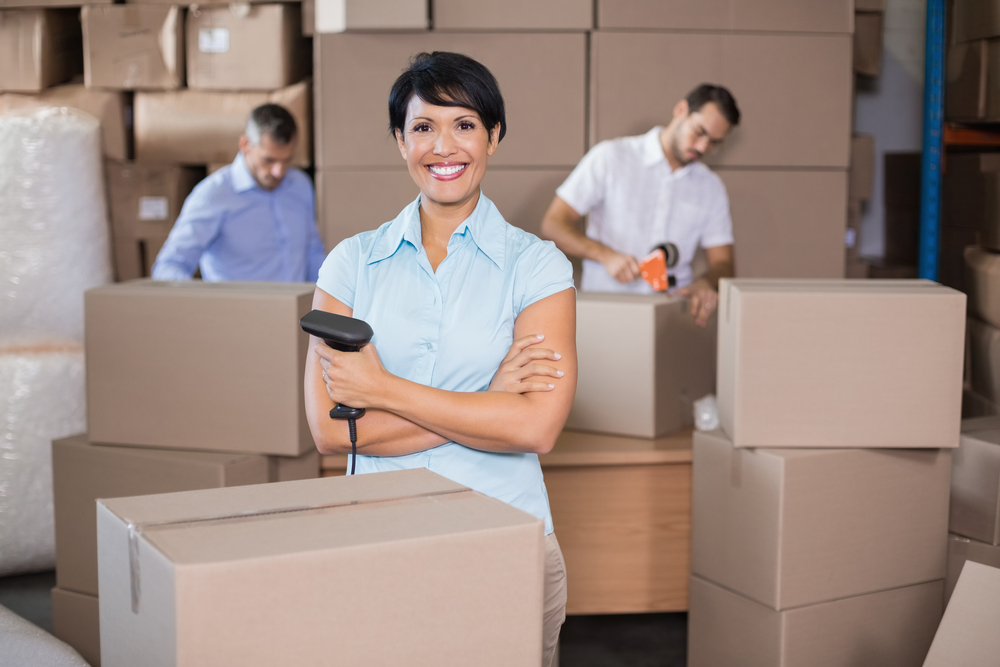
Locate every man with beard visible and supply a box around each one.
[540,84,739,327]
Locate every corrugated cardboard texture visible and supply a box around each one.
[106,161,202,241]
[97,469,544,667]
[0,9,82,92]
[590,32,852,168]
[850,134,875,202]
[924,562,1000,666]
[567,293,715,439]
[314,32,586,168]
[717,169,848,278]
[688,576,943,667]
[435,0,591,30]
[134,80,311,166]
[186,4,304,91]
[717,280,966,448]
[950,427,1000,545]
[965,247,1000,328]
[854,11,883,77]
[51,587,100,667]
[52,433,303,596]
[968,317,1000,406]
[85,281,315,455]
[597,0,852,32]
[82,5,184,90]
[0,84,130,160]
[314,0,427,33]
[945,534,1000,604]
[692,430,951,610]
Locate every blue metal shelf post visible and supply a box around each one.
[920,0,946,280]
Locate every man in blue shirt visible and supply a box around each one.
[151,104,326,282]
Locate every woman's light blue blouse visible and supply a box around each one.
[316,192,574,533]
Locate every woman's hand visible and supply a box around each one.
[489,334,564,394]
[316,342,390,409]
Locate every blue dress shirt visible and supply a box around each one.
[316,193,574,534]
[151,154,326,282]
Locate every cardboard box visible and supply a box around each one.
[717,169,848,278]
[952,0,1000,43]
[435,0,591,30]
[966,246,1000,329]
[112,235,168,281]
[0,84,130,160]
[0,9,82,92]
[106,161,202,241]
[850,134,875,202]
[854,11,884,77]
[866,260,918,279]
[314,32,586,168]
[946,534,1000,604]
[962,414,1000,433]
[923,562,1000,666]
[951,425,1000,546]
[51,587,100,667]
[85,280,315,455]
[97,469,544,667]
[964,388,1000,419]
[567,293,715,439]
[968,317,1000,407]
[946,39,988,120]
[302,0,313,34]
[845,259,870,279]
[942,154,1000,248]
[134,80,311,167]
[53,433,318,597]
[314,0,427,33]
[856,0,886,10]
[590,32,853,168]
[82,5,184,91]
[688,576,943,667]
[596,0,852,32]
[187,4,304,91]
[692,429,951,610]
[718,279,966,448]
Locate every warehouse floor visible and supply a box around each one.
[0,571,687,666]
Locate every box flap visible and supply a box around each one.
[923,561,1000,666]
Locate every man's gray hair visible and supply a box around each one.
[245,104,297,146]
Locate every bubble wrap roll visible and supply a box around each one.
[0,107,112,346]
[0,344,86,577]
[0,603,89,667]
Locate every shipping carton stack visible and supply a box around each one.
[688,279,965,666]
[854,0,885,77]
[50,281,321,665]
[846,134,875,278]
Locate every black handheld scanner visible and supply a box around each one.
[300,310,374,420]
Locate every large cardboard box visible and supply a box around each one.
[567,293,715,439]
[97,469,544,667]
[596,0,852,32]
[923,562,1000,666]
[314,0,427,33]
[718,279,966,448]
[717,169,848,278]
[0,84,130,160]
[946,534,1000,604]
[314,32,586,169]
[692,430,951,610]
[965,246,1000,329]
[945,38,1000,121]
[106,161,202,241]
[0,9,82,92]
[854,10,884,77]
[82,5,183,91]
[951,426,1000,545]
[850,134,875,202]
[53,433,318,597]
[85,281,315,455]
[435,0,591,30]
[134,80,311,166]
[590,32,853,169]
[688,576,943,667]
[112,235,168,281]
[941,154,1000,250]
[968,317,1000,406]
[51,587,100,667]
[952,0,1000,44]
[186,4,304,91]
[315,168,570,250]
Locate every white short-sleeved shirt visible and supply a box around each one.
[316,192,574,534]
[556,126,734,294]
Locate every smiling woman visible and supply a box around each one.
[304,52,576,667]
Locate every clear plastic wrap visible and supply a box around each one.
[693,393,720,432]
[0,602,89,667]
[0,107,112,346]
[0,344,86,577]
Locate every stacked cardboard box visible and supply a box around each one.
[854,0,885,77]
[688,279,965,666]
[947,0,1000,121]
[51,281,321,664]
[846,134,875,277]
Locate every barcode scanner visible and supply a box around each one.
[299,310,374,475]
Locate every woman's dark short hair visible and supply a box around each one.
[686,84,741,127]
[388,51,507,143]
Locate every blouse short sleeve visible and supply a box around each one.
[514,238,575,317]
[315,234,365,309]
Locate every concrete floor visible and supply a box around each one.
[0,571,688,667]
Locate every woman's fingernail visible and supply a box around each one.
[554,353,561,360]
[548,384,555,389]
[536,334,544,340]
[556,370,564,377]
